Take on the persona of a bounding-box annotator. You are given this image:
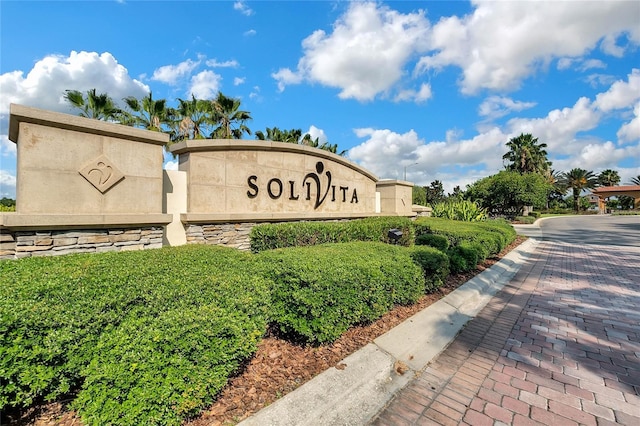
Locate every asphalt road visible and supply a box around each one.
[529,215,640,247]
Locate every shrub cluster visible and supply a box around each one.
[414,217,516,274]
[257,242,425,344]
[2,216,518,424]
[0,245,270,425]
[250,216,415,252]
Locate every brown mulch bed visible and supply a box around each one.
[7,236,527,426]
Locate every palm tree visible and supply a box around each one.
[210,92,252,139]
[173,95,214,141]
[597,169,621,187]
[547,169,567,208]
[255,127,302,143]
[300,134,347,156]
[560,168,598,212]
[502,133,551,175]
[63,89,121,121]
[628,175,640,185]
[122,92,169,132]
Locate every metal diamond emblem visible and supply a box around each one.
[78,155,125,193]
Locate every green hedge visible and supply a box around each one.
[0,245,270,425]
[415,233,450,251]
[408,246,450,292]
[257,242,424,344]
[250,216,415,252]
[415,217,516,257]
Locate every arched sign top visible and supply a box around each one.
[169,139,378,182]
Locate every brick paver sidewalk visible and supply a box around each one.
[371,240,640,425]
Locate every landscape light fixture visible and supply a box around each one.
[388,228,403,244]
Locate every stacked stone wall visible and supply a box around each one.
[185,223,254,251]
[0,227,163,260]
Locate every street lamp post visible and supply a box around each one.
[404,163,418,180]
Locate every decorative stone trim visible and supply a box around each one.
[0,227,164,259]
[186,223,254,251]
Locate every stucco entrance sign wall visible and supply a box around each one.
[169,140,381,223]
[5,104,171,226]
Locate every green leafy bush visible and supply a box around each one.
[408,246,450,292]
[0,245,270,424]
[250,216,415,252]
[431,200,488,222]
[447,242,485,274]
[415,233,449,251]
[415,217,515,257]
[514,216,536,224]
[257,242,424,344]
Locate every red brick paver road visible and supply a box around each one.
[371,240,640,426]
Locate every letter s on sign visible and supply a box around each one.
[247,175,259,198]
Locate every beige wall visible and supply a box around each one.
[376,180,414,215]
[171,140,379,219]
[10,105,167,215]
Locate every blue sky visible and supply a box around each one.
[1,0,639,199]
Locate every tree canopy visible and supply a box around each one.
[502,133,551,175]
[465,170,552,217]
[560,168,599,212]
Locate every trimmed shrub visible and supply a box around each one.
[415,217,516,257]
[415,233,449,251]
[514,215,536,224]
[409,246,450,292]
[250,216,415,252]
[257,242,425,344]
[0,245,270,424]
[447,242,484,273]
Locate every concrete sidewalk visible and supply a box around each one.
[239,238,541,426]
[372,239,640,425]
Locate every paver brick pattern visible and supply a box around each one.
[371,240,640,425]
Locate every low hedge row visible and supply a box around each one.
[250,216,415,252]
[0,245,270,425]
[257,242,425,344]
[414,218,516,273]
[2,217,517,424]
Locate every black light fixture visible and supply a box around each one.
[388,228,403,244]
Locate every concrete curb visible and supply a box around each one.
[239,237,541,426]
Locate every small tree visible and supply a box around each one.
[424,180,445,206]
[412,186,426,206]
[466,171,551,218]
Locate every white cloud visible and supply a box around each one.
[234,77,245,86]
[593,69,640,112]
[478,96,536,120]
[188,70,222,99]
[234,1,254,16]
[0,135,16,157]
[416,0,640,94]
[164,160,179,171]
[553,141,640,172]
[0,51,148,117]
[617,102,640,143]
[0,169,16,198]
[273,2,430,101]
[272,68,303,92]
[584,73,617,88]
[394,83,432,103]
[304,125,328,144]
[348,70,640,192]
[205,59,239,68]
[151,59,199,85]
[244,29,257,37]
